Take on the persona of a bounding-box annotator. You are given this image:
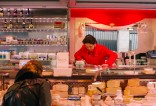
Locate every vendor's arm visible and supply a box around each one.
[74,46,85,60]
[102,47,117,67]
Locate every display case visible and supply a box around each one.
[1,67,156,106]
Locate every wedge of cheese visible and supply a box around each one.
[93,82,106,89]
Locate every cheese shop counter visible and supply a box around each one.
[0,66,156,80]
[1,67,156,106]
[42,66,156,80]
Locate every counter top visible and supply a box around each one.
[0,66,156,80]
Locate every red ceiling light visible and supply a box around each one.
[70,8,156,26]
[109,23,115,27]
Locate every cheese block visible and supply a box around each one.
[128,78,140,87]
[107,80,121,88]
[53,83,68,92]
[106,87,121,95]
[125,86,148,96]
[124,89,131,96]
[92,82,106,93]
[93,82,106,89]
[79,87,86,94]
[147,82,155,89]
[72,87,79,95]
[142,68,155,74]
[53,91,68,98]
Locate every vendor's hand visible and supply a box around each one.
[112,63,117,68]
[81,59,86,64]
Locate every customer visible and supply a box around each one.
[74,34,117,68]
[2,60,51,106]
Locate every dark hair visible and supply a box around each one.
[21,60,43,76]
[82,34,97,44]
[15,60,43,82]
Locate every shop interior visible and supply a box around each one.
[0,0,156,106]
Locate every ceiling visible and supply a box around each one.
[70,0,156,9]
[0,0,68,9]
[0,0,156,9]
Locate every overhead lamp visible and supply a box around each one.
[109,23,115,27]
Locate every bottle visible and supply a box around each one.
[28,19,34,29]
[3,19,7,29]
[7,20,13,29]
[15,19,19,29]
[13,9,17,17]
[26,8,30,17]
[7,9,11,17]
[0,51,2,59]
[19,9,23,17]
[22,19,26,28]
[0,9,4,17]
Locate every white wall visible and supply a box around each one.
[151,19,156,49]
[134,19,154,54]
[117,30,130,52]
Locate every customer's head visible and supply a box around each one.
[82,34,97,51]
[21,60,43,76]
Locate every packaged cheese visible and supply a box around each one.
[125,86,148,96]
[107,80,121,88]
[72,87,79,95]
[142,68,155,74]
[147,82,155,89]
[79,87,86,94]
[53,83,68,92]
[106,87,121,95]
[128,78,140,87]
[53,91,68,98]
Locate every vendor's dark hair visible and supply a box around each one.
[82,34,97,44]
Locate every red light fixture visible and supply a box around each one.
[70,8,156,26]
[109,23,115,27]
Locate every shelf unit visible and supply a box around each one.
[0,44,68,46]
[0,8,69,62]
[0,28,67,32]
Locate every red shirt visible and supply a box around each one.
[74,44,117,67]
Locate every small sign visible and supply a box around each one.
[56,52,69,68]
